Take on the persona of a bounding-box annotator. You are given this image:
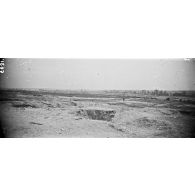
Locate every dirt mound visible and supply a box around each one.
[77,107,116,121]
[136,117,172,130]
[12,102,40,108]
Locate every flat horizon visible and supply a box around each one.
[1,87,195,92]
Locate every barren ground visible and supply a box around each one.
[0,90,195,137]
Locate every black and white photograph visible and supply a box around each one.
[0,58,194,138]
[1,1,195,194]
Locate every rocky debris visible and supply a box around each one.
[108,123,126,132]
[77,107,116,121]
[42,102,54,108]
[71,101,77,106]
[58,128,65,134]
[136,117,172,130]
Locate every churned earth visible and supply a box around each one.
[0,90,195,137]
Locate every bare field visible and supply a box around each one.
[0,89,195,137]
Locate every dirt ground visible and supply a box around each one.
[0,90,195,137]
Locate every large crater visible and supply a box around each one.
[77,107,116,121]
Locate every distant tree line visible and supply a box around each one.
[122,90,195,97]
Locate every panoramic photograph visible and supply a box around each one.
[0,58,195,138]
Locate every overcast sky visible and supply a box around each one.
[1,59,195,90]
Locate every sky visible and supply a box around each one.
[1,59,195,90]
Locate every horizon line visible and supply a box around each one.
[1,87,195,92]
